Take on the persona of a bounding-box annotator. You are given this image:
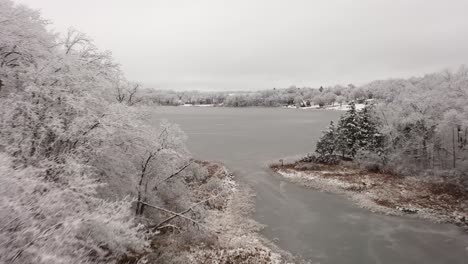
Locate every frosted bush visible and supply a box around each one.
[355,150,384,172]
[0,154,148,264]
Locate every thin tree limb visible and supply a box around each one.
[136,151,156,215]
[153,190,227,230]
[137,201,209,230]
[157,224,180,232]
[156,161,193,187]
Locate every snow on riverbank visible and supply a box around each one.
[179,102,365,110]
[182,103,215,107]
[326,103,365,111]
[187,161,298,263]
[271,162,468,230]
[145,161,295,263]
[282,103,366,111]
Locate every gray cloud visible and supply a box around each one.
[17,0,468,90]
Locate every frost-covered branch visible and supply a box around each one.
[157,161,193,186]
[153,190,227,230]
[137,201,210,230]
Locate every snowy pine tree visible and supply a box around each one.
[336,101,360,158]
[315,121,338,163]
[315,102,385,164]
[356,103,383,153]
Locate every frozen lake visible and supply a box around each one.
[153,106,468,263]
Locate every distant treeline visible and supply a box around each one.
[139,84,369,107]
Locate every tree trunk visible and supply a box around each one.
[452,127,456,169]
[422,138,427,168]
[463,128,467,148]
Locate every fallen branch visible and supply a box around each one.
[161,161,193,183]
[153,190,227,230]
[157,224,181,233]
[152,161,193,192]
[137,201,209,230]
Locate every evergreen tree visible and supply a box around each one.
[336,101,360,158]
[356,103,383,152]
[315,121,337,163]
[315,103,385,163]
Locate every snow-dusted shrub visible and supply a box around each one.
[355,150,384,173]
[199,176,224,194]
[189,162,210,183]
[299,154,317,163]
[0,154,147,264]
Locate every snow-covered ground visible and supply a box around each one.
[182,103,215,107]
[180,102,367,110]
[272,163,468,230]
[299,105,321,109]
[149,161,293,263]
[283,103,366,111]
[326,103,366,111]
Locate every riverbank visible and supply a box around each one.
[271,161,468,231]
[282,103,366,111]
[177,102,365,111]
[138,161,295,263]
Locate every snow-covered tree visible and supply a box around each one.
[0,1,210,263]
[336,95,346,107]
[315,121,339,163]
[315,103,385,164]
[313,95,326,107]
[356,103,383,153]
[336,101,360,158]
[323,92,337,106]
[356,66,468,175]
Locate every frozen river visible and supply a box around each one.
[153,106,468,263]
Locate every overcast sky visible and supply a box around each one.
[16,0,468,91]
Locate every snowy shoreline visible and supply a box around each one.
[270,162,468,231]
[282,103,366,111]
[148,160,295,263]
[177,103,365,111]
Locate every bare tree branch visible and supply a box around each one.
[137,201,209,230]
[156,224,181,232]
[153,190,227,230]
[135,151,156,215]
[158,161,193,185]
[127,83,139,106]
